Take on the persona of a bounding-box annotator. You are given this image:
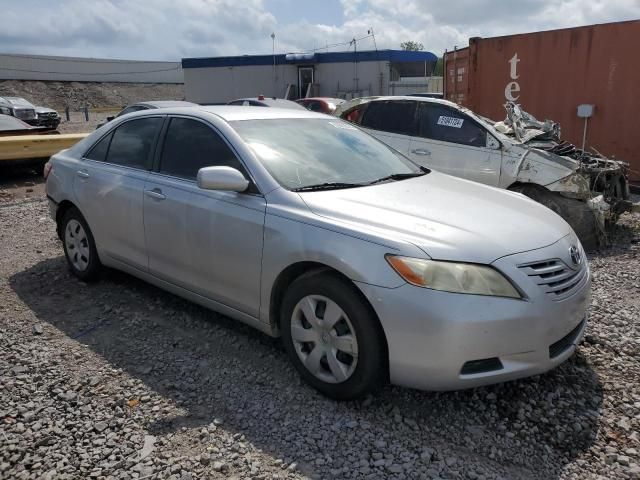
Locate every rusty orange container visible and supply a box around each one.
[445,20,640,183]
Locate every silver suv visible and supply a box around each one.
[45,106,590,399]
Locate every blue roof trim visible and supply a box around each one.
[182,50,437,69]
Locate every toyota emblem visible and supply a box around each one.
[569,245,581,266]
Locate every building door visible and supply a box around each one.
[298,67,314,99]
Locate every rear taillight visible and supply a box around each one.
[43,161,53,180]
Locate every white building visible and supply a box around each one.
[182,49,439,104]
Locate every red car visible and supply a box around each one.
[296,97,345,114]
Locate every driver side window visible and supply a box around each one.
[417,103,486,147]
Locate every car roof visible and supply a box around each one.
[298,97,345,103]
[135,100,197,108]
[365,95,458,108]
[129,105,330,121]
[0,113,31,130]
[230,98,306,109]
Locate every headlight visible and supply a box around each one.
[386,255,521,298]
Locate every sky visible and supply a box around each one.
[0,0,638,61]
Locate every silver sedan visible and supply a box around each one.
[45,106,590,400]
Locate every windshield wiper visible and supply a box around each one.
[291,182,364,192]
[366,167,430,185]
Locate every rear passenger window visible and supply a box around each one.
[159,117,245,180]
[360,101,417,136]
[106,117,162,170]
[85,132,113,162]
[417,104,487,147]
[117,105,147,117]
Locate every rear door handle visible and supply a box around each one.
[144,188,166,200]
[411,148,431,156]
[76,170,90,179]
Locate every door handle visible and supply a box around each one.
[411,148,431,156]
[144,189,166,200]
[76,170,90,179]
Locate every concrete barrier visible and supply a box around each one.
[0,133,88,161]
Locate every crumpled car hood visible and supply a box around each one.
[299,171,572,264]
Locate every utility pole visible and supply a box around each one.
[271,32,276,98]
[368,27,382,95]
[351,37,358,94]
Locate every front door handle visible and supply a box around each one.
[411,148,431,156]
[144,189,166,200]
[76,170,90,179]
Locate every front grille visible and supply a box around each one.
[518,258,586,300]
[549,319,585,358]
[15,109,35,120]
[38,112,56,119]
[460,357,503,375]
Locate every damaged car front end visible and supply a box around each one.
[492,102,632,248]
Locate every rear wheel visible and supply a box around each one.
[281,271,386,400]
[61,207,102,282]
[510,184,600,251]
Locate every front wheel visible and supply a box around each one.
[280,271,386,400]
[60,207,102,282]
[510,184,600,251]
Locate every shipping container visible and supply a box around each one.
[445,20,640,183]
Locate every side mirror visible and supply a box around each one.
[486,134,501,150]
[106,116,115,121]
[197,166,249,192]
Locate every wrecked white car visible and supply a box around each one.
[336,96,631,249]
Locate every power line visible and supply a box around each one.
[0,53,177,64]
[0,66,181,76]
[299,34,374,54]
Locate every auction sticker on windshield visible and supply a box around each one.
[437,116,464,128]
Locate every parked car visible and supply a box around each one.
[0,114,59,136]
[96,100,198,129]
[0,96,38,125]
[296,97,345,114]
[337,96,631,248]
[227,96,306,109]
[0,96,61,128]
[46,106,590,400]
[34,105,62,128]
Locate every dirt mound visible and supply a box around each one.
[0,80,184,110]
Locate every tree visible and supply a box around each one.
[400,41,424,51]
[434,57,444,76]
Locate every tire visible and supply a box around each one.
[280,271,386,400]
[510,184,600,251]
[60,207,102,282]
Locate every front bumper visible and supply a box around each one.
[47,197,58,221]
[356,238,591,391]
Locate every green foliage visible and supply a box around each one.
[434,57,444,76]
[400,41,424,51]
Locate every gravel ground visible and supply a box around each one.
[0,80,184,110]
[0,196,639,480]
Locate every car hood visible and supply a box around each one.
[35,106,57,114]
[298,171,572,264]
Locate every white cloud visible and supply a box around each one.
[0,0,638,60]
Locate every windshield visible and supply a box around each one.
[231,118,420,190]
[7,97,33,107]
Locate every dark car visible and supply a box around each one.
[0,114,59,137]
[227,96,306,109]
[0,96,61,128]
[0,96,38,125]
[34,106,62,128]
[96,100,198,129]
[296,97,345,114]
